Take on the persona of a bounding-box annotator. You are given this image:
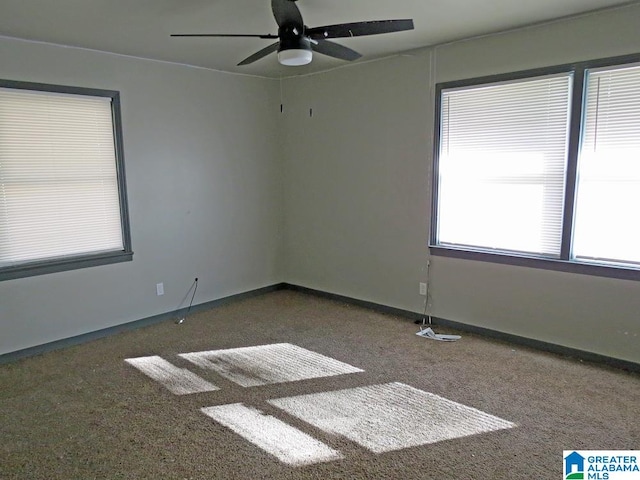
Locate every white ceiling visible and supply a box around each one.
[0,0,636,78]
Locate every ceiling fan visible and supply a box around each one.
[171,0,414,67]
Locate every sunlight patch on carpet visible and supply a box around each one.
[179,343,363,387]
[201,403,343,466]
[124,355,219,395]
[269,382,515,453]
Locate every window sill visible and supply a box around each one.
[429,245,640,282]
[0,250,133,282]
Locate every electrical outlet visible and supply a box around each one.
[156,282,164,296]
[419,282,427,296]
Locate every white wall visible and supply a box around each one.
[281,3,640,363]
[281,54,433,312]
[0,37,283,355]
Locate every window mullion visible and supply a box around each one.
[560,68,585,261]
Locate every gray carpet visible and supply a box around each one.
[1,290,639,479]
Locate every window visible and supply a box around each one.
[437,73,572,257]
[431,55,640,280]
[573,63,640,265]
[0,80,132,281]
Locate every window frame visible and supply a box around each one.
[0,79,133,281]
[430,53,640,282]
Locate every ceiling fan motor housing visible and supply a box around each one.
[278,25,311,52]
[277,25,312,65]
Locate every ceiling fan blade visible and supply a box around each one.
[307,19,414,39]
[171,33,278,39]
[312,39,362,62]
[237,41,280,66]
[271,0,303,28]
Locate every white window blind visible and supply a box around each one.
[573,63,640,266]
[437,74,572,256]
[0,87,124,266]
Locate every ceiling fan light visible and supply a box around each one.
[278,49,313,66]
